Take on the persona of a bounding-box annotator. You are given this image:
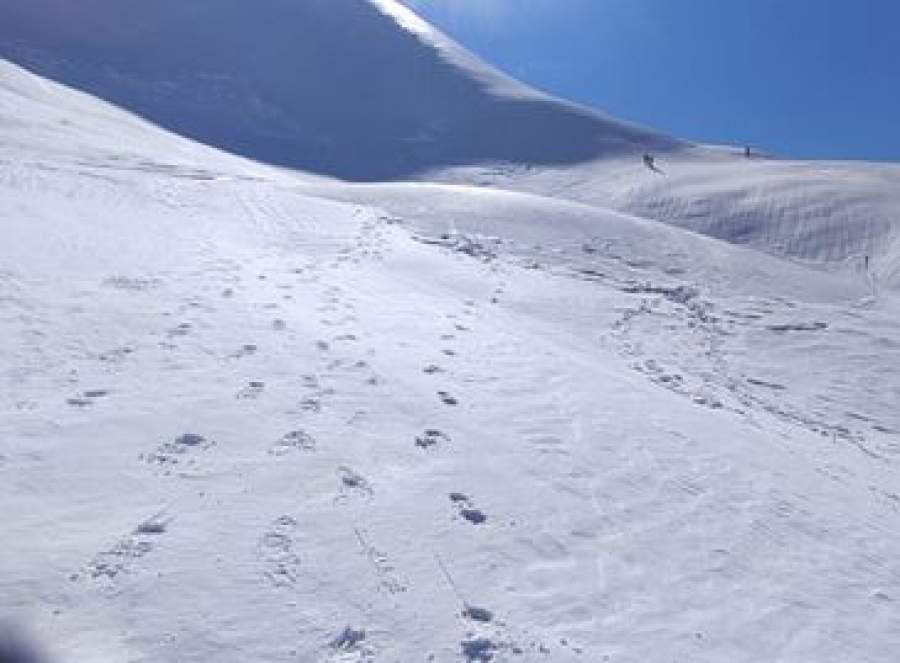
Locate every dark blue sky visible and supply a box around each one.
[405,0,900,162]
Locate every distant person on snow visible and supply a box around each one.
[642,153,663,173]
[744,146,752,158]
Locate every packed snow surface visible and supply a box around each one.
[2,2,900,662]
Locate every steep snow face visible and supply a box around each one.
[0,0,677,180]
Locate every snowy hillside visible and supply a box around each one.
[0,0,677,180]
[442,152,900,289]
[2,0,897,287]
[2,2,900,662]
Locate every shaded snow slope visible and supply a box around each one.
[0,58,311,184]
[0,0,677,180]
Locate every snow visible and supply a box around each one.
[2,2,900,662]
[437,153,900,289]
[0,0,677,181]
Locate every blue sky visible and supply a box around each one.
[405,0,900,162]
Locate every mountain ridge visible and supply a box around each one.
[0,0,680,180]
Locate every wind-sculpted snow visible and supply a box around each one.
[0,0,676,180]
[607,159,900,289]
[435,151,900,290]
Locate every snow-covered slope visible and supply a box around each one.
[442,153,900,289]
[0,58,285,180]
[0,0,678,180]
[613,159,900,287]
[3,0,896,289]
[3,55,900,663]
[3,1,900,660]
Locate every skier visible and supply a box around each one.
[642,153,655,170]
[744,146,751,158]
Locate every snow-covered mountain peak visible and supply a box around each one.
[0,0,677,180]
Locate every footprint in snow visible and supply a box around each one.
[463,606,494,623]
[66,389,108,407]
[336,466,373,501]
[461,509,488,525]
[461,638,500,663]
[270,430,316,456]
[461,630,551,661]
[298,395,323,413]
[256,516,301,588]
[167,322,192,337]
[330,627,366,651]
[438,391,459,406]
[236,381,265,399]
[143,433,215,470]
[231,343,258,358]
[416,429,450,450]
[96,346,135,364]
[79,512,169,589]
[450,493,488,525]
[328,627,376,662]
[328,358,368,372]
